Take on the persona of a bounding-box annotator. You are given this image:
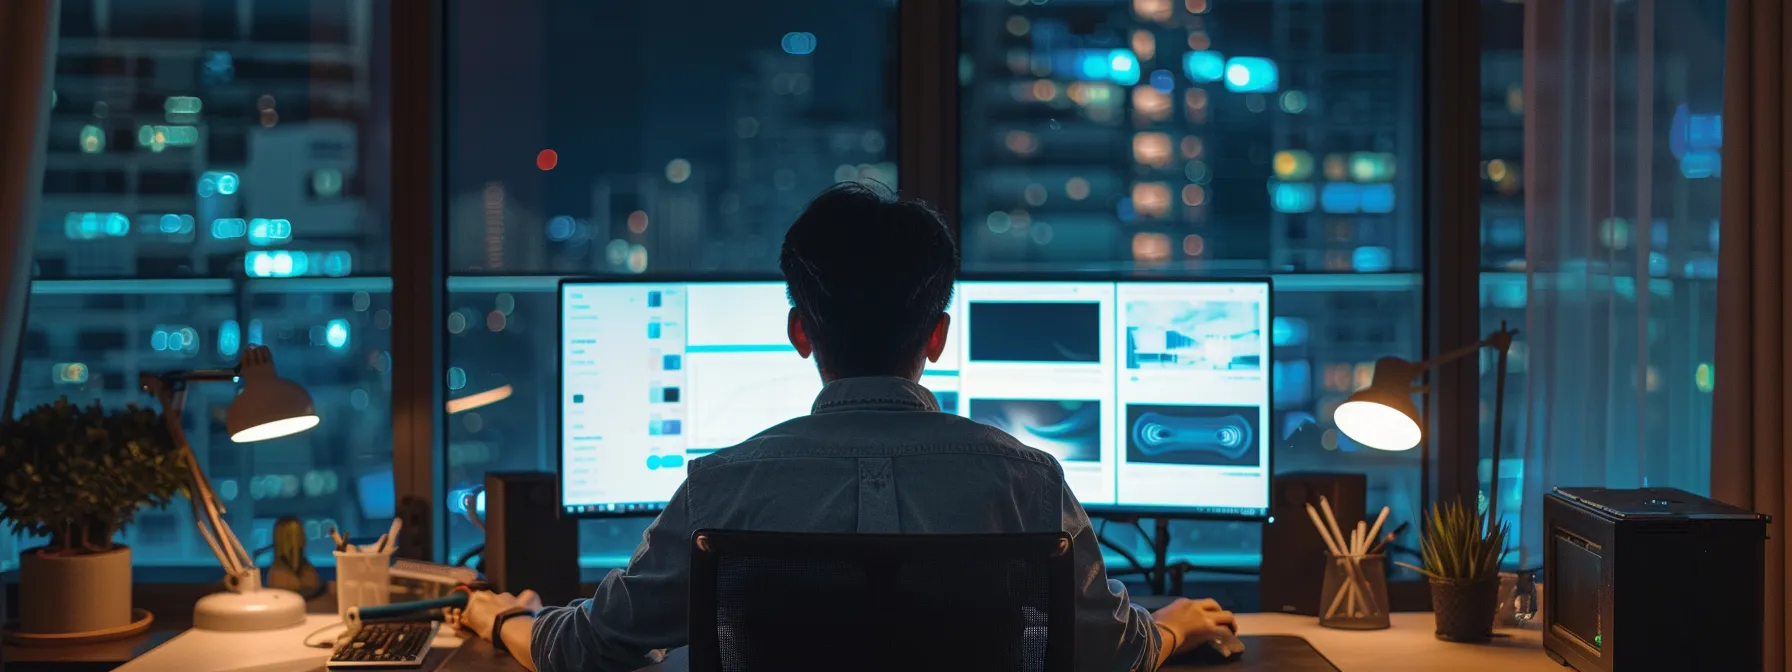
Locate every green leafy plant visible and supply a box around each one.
[0,398,190,556]
[1396,498,1510,583]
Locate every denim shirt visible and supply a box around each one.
[532,376,1162,672]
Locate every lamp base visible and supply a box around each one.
[193,588,307,631]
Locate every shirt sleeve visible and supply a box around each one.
[531,483,694,672]
[1061,483,1163,672]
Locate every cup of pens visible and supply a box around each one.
[1308,498,1392,630]
[334,547,394,620]
[331,520,402,620]
[1319,552,1390,629]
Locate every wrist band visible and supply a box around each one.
[490,608,534,653]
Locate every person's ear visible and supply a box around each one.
[788,308,813,359]
[924,313,950,363]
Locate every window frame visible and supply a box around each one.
[3,0,1490,570]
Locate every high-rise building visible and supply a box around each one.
[22,0,392,564]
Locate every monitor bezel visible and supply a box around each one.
[556,272,1274,521]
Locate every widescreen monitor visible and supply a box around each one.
[559,276,1271,519]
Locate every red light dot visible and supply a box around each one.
[536,149,558,171]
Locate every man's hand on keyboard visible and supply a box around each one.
[453,590,543,641]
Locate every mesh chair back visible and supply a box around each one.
[689,530,1075,672]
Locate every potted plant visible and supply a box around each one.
[0,398,189,635]
[1397,497,1511,642]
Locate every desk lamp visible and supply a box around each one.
[1333,322,1517,527]
[139,345,320,631]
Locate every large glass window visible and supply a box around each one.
[959,0,1424,569]
[5,0,393,571]
[445,0,899,567]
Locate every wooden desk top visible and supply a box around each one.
[11,612,1557,672]
[1235,613,1552,671]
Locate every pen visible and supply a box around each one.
[1363,506,1390,553]
[329,525,348,552]
[377,517,403,553]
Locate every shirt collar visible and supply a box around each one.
[810,376,941,414]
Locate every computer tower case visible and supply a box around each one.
[1543,487,1766,671]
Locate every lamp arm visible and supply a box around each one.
[1412,324,1519,373]
[143,375,258,591]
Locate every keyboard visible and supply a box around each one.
[327,621,437,668]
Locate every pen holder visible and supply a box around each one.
[334,549,394,621]
[1318,553,1390,630]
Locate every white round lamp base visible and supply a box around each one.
[193,588,308,631]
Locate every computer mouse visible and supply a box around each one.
[1167,632,1246,666]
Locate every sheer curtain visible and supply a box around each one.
[1515,0,1725,567]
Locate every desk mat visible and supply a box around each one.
[1162,635,1340,671]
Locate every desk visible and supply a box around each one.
[73,612,1556,672]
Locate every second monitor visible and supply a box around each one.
[560,277,1271,519]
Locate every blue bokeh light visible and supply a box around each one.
[1224,57,1279,93]
[1321,183,1361,213]
[1269,181,1316,213]
[1679,150,1720,179]
[781,32,817,55]
[1071,49,1141,86]
[1351,246,1393,273]
[1149,69,1175,93]
[325,319,350,349]
[1359,183,1395,213]
[219,320,241,357]
[547,215,576,242]
[1183,51,1225,83]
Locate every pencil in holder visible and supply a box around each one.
[1318,552,1390,630]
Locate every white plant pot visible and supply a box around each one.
[18,545,134,634]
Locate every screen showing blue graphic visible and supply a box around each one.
[559,279,1271,518]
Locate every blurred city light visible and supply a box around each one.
[1224,57,1279,93]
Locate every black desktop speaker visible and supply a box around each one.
[484,472,580,607]
[1260,472,1367,616]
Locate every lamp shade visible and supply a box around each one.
[227,346,319,443]
[1333,356,1424,451]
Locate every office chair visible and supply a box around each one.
[689,530,1075,672]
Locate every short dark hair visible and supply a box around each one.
[781,183,958,378]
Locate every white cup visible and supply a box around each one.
[334,549,394,620]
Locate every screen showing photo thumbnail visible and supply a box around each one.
[968,301,1102,363]
[1124,404,1261,467]
[1124,299,1263,371]
[969,398,1102,462]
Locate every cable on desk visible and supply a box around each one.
[1166,560,1260,576]
[303,620,350,649]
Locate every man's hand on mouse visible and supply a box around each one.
[1149,597,1239,655]
[449,590,543,641]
